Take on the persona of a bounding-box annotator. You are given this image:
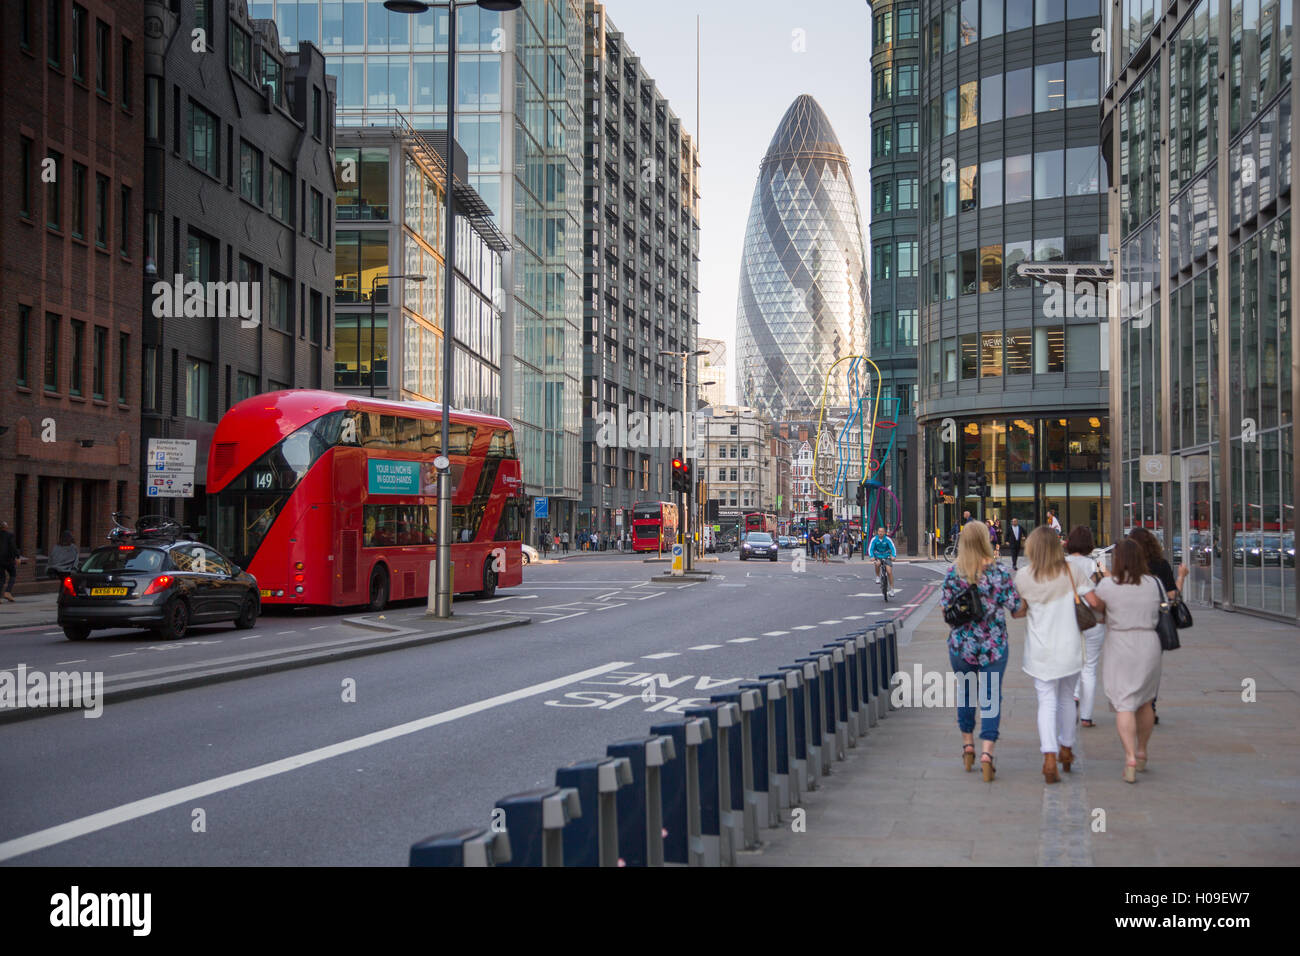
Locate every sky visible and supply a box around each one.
[599,0,872,404]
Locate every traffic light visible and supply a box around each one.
[855,482,866,507]
[671,457,688,493]
[938,471,955,496]
[821,502,833,522]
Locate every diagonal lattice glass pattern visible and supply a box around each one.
[736,95,868,421]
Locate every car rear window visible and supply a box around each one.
[82,547,165,573]
[747,533,773,543]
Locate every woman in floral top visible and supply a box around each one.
[941,520,1024,781]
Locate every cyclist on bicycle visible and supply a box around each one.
[869,527,897,594]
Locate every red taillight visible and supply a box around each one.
[118,545,135,551]
[62,576,75,597]
[144,574,174,595]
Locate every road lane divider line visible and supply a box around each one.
[727,638,759,644]
[762,631,789,636]
[688,644,722,650]
[792,625,817,631]
[0,659,635,863]
[642,652,679,659]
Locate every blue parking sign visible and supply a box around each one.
[533,497,549,519]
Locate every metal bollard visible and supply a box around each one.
[757,670,801,810]
[862,627,881,726]
[737,678,784,827]
[555,756,634,867]
[708,688,763,850]
[650,717,713,866]
[493,787,582,867]
[848,630,871,736]
[871,625,890,720]
[770,665,812,795]
[684,701,743,866]
[798,652,841,763]
[820,642,856,751]
[792,656,830,776]
[606,735,677,867]
[410,827,511,867]
[886,619,901,710]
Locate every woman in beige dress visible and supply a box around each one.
[1091,539,1163,783]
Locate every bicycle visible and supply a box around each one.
[876,559,893,601]
[943,541,958,562]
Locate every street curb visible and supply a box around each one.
[0,613,59,633]
[0,614,531,725]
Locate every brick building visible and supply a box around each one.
[0,0,145,591]
[140,0,336,531]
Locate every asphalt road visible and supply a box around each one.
[0,549,946,865]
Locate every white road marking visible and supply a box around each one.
[792,625,817,631]
[276,631,294,635]
[688,644,722,650]
[539,612,588,624]
[590,603,626,612]
[594,591,621,601]
[819,619,842,625]
[239,635,262,640]
[54,660,87,665]
[843,615,863,620]
[762,630,790,636]
[44,632,62,636]
[0,659,635,863]
[642,652,680,659]
[309,626,328,631]
[637,592,665,600]
[727,638,759,643]
[109,653,136,658]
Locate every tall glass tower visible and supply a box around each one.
[735,95,869,421]
[251,0,585,531]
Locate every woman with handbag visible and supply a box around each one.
[1128,527,1188,724]
[1013,527,1102,783]
[1065,526,1107,728]
[940,521,1023,782]
[1091,539,1163,782]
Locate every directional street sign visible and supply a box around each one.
[534,497,549,519]
[146,438,197,498]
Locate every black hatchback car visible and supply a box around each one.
[58,539,260,641]
[739,531,779,561]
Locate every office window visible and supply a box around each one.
[873,242,893,280]
[959,164,979,210]
[185,358,212,421]
[981,74,1002,123]
[1036,0,1065,24]
[46,150,61,229]
[194,0,213,38]
[1066,57,1100,106]
[1005,153,1032,203]
[117,332,128,404]
[944,87,958,135]
[1005,68,1032,116]
[186,99,219,176]
[20,0,32,49]
[961,249,979,295]
[120,37,132,108]
[897,63,918,97]
[1034,235,1065,262]
[142,345,157,410]
[71,162,87,238]
[336,148,391,220]
[94,173,108,247]
[874,65,893,101]
[898,7,919,37]
[92,325,106,398]
[897,120,918,152]
[898,177,918,210]
[1037,326,1066,372]
[984,0,1004,35]
[69,320,84,395]
[20,137,33,218]
[44,314,60,392]
[1005,328,1033,373]
[981,158,1003,207]
[1034,149,1065,198]
[119,185,130,255]
[960,333,979,378]
[229,24,251,77]
[94,18,109,94]
[309,188,324,241]
[47,0,62,67]
[874,179,894,214]
[981,331,1003,377]
[17,306,31,387]
[236,372,259,402]
[71,4,86,81]
[961,0,980,43]
[239,140,263,205]
[899,240,918,277]
[269,272,292,331]
[312,86,322,138]
[897,309,918,347]
[873,122,892,158]
[270,163,292,222]
[1035,62,1065,112]
[1005,240,1033,288]
[959,80,979,129]
[1066,145,1101,194]
[145,76,162,140]
[1007,0,1033,29]
[944,339,958,382]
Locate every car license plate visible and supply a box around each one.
[260,589,272,598]
[90,587,128,597]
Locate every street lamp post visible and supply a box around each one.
[369,273,428,397]
[385,0,521,618]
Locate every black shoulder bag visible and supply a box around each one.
[943,575,984,628]
[1154,577,1181,651]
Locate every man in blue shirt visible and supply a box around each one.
[868,527,897,594]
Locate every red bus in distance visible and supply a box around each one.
[631,500,678,553]
[744,512,777,535]
[206,390,524,610]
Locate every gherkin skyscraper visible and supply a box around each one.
[736,95,868,420]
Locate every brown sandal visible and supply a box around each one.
[1058,746,1073,772]
[962,744,976,772]
[1042,752,1059,783]
[981,752,996,782]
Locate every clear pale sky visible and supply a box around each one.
[599,0,871,403]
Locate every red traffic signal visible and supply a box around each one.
[671,457,689,493]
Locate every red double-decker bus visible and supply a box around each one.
[631,500,679,553]
[206,390,524,610]
[744,512,777,535]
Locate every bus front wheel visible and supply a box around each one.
[368,566,390,612]
[480,560,498,599]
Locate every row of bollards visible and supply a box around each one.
[409,619,902,867]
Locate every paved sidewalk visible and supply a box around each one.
[0,593,59,631]
[743,599,1300,866]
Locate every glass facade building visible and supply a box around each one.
[736,95,870,422]
[914,0,1111,547]
[255,0,585,533]
[1104,0,1296,619]
[869,0,923,550]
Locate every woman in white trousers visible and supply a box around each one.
[1013,527,1103,782]
[1063,526,1106,728]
